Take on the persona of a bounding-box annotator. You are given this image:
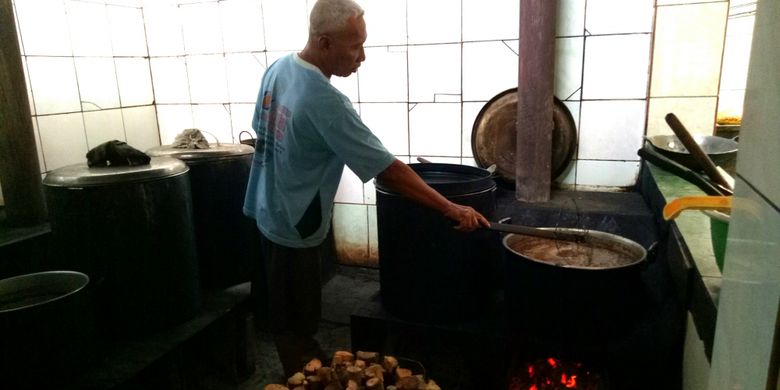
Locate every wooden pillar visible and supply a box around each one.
[0,0,47,226]
[516,0,557,202]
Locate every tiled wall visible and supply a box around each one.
[9,0,738,266]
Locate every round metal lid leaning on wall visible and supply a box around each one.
[471,88,577,184]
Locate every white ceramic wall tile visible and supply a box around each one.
[720,16,754,91]
[582,34,651,100]
[407,0,460,44]
[462,41,518,101]
[709,178,780,390]
[555,37,583,101]
[229,103,255,137]
[584,0,654,35]
[332,73,359,103]
[143,3,186,56]
[368,205,379,263]
[123,106,161,151]
[359,103,408,156]
[557,158,577,186]
[408,44,460,103]
[463,0,519,41]
[15,0,71,56]
[462,102,485,158]
[261,0,308,51]
[67,1,113,56]
[37,113,89,171]
[106,0,143,6]
[578,100,646,161]
[220,0,265,53]
[415,156,462,165]
[156,104,194,144]
[335,168,365,204]
[192,104,233,143]
[108,5,147,56]
[84,109,126,149]
[222,53,266,103]
[557,0,586,37]
[26,57,81,115]
[574,160,640,188]
[187,55,228,103]
[651,3,728,97]
[180,2,224,55]
[115,58,154,106]
[358,47,408,103]
[332,203,369,264]
[733,0,780,207]
[408,103,461,157]
[75,58,121,111]
[149,57,191,104]
[362,0,406,47]
[646,97,718,137]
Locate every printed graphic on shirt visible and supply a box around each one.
[258,91,292,158]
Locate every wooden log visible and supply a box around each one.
[346,379,359,390]
[346,365,363,384]
[317,366,336,385]
[287,372,306,388]
[366,377,384,390]
[305,358,323,375]
[364,364,385,381]
[382,356,398,373]
[331,351,354,367]
[354,359,366,370]
[264,385,289,390]
[356,351,379,364]
[395,376,423,390]
[306,375,323,390]
[425,379,441,390]
[395,367,412,382]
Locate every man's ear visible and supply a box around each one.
[317,35,332,51]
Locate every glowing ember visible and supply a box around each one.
[508,357,600,390]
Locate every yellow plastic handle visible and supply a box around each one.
[663,196,733,221]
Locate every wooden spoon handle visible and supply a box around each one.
[665,113,733,190]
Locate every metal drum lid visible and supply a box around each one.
[43,156,188,188]
[146,143,254,165]
[375,162,495,197]
[471,88,577,182]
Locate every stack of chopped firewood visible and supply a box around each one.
[264,350,441,390]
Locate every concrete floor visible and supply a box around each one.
[238,265,381,389]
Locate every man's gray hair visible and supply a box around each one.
[309,0,364,37]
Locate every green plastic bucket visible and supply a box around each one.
[702,210,730,272]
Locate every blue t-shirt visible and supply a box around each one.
[243,54,396,248]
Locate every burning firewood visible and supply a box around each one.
[357,350,380,364]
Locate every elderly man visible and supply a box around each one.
[243,0,489,377]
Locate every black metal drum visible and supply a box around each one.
[146,143,256,289]
[43,157,200,338]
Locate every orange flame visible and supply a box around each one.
[561,373,577,388]
[547,357,558,367]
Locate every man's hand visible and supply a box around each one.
[443,202,490,232]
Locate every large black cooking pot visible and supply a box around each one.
[0,271,96,388]
[43,157,201,338]
[375,163,499,323]
[146,143,256,289]
[503,229,649,341]
[646,134,738,173]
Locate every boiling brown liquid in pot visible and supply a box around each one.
[509,235,636,268]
